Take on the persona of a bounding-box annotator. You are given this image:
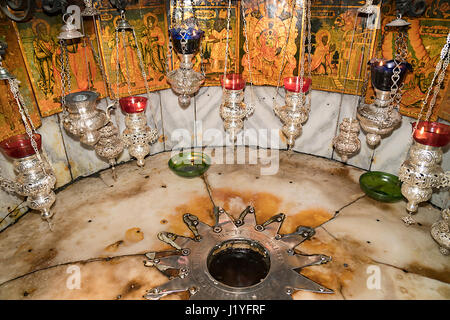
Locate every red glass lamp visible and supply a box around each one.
[119,96,148,113]
[412,121,450,148]
[220,73,246,91]
[283,76,312,93]
[0,133,42,159]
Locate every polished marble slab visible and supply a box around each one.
[1,148,447,300]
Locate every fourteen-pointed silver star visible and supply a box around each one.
[144,206,333,300]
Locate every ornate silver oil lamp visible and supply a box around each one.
[62,91,109,146]
[398,121,449,214]
[275,77,312,149]
[94,120,124,180]
[167,26,205,108]
[431,208,450,256]
[119,96,157,167]
[0,134,56,221]
[356,58,411,147]
[333,118,361,162]
[219,73,253,141]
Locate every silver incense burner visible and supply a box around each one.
[219,74,253,141]
[0,134,56,220]
[167,53,205,108]
[167,27,205,108]
[119,96,157,167]
[357,58,411,147]
[333,118,361,162]
[275,77,311,149]
[62,91,109,146]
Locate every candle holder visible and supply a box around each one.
[398,122,450,214]
[166,27,205,108]
[120,96,158,167]
[219,74,253,141]
[431,208,450,255]
[0,134,56,220]
[63,91,109,146]
[333,118,361,162]
[357,58,411,147]
[94,119,124,180]
[274,77,311,149]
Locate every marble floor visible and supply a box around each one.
[0,147,448,300]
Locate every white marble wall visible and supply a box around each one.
[1,86,449,230]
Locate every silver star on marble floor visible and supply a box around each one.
[143,206,333,300]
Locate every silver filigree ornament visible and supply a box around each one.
[220,77,254,142]
[94,119,124,180]
[399,32,450,219]
[357,16,411,148]
[166,28,205,108]
[399,138,449,214]
[274,81,311,149]
[431,208,450,255]
[119,97,157,167]
[333,118,361,162]
[143,206,333,300]
[0,44,57,223]
[0,131,56,222]
[357,87,403,147]
[62,91,109,146]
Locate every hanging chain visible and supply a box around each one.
[423,32,450,122]
[165,0,175,75]
[120,29,133,97]
[241,0,256,108]
[306,0,312,111]
[402,32,449,226]
[273,0,295,108]
[388,20,408,114]
[80,18,92,91]
[333,10,360,138]
[344,11,372,143]
[89,15,113,103]
[59,39,71,115]
[131,28,158,128]
[7,78,47,174]
[222,0,232,84]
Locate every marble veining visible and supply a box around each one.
[0,148,447,300]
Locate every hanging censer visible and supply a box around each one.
[333,0,378,161]
[0,42,56,223]
[166,1,205,108]
[58,7,109,146]
[219,0,253,142]
[356,13,412,147]
[398,32,450,220]
[81,2,124,179]
[273,0,312,150]
[275,76,312,149]
[113,8,158,167]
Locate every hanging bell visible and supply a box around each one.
[81,0,100,16]
[116,18,132,31]
[58,20,84,40]
[386,16,411,28]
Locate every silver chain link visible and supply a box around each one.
[222,0,232,83]
[241,0,256,107]
[273,0,294,109]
